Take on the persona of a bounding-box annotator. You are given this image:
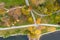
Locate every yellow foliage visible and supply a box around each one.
[16,20,20,22]
[45,12,52,16]
[28,29,41,38]
[36,18,41,24]
[28,17,33,23]
[47,27,56,32]
[14,21,17,24]
[22,8,30,15]
[39,0,46,4]
[0,9,6,15]
[27,26,36,32]
[30,0,46,6]
[55,16,60,20]
[35,29,41,35]
[38,26,46,30]
[43,8,48,13]
[0,30,7,35]
[54,7,58,11]
[30,0,37,6]
[7,24,10,27]
[12,23,14,26]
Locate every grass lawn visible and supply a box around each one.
[0,0,26,8]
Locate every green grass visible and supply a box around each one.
[0,0,26,8]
